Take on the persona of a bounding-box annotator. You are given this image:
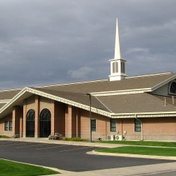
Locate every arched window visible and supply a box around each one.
[169,81,176,94]
[26,109,35,137]
[40,108,51,121]
[40,109,51,137]
[26,109,35,121]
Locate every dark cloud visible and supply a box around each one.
[0,0,176,89]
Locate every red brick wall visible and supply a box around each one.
[117,117,176,141]
[79,110,90,139]
[54,102,66,136]
[12,106,23,135]
[0,114,12,137]
[1,94,176,141]
[142,117,176,141]
[79,109,109,140]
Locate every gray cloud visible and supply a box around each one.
[0,0,176,89]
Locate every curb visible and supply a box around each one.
[87,150,176,160]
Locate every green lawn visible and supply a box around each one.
[0,159,60,176]
[100,140,176,147]
[96,146,176,157]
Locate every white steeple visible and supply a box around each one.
[114,18,121,59]
[109,18,127,81]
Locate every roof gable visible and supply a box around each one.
[0,87,111,119]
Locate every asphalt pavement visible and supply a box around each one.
[0,138,176,176]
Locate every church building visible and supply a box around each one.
[0,19,176,141]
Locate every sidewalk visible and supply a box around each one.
[2,137,126,148]
[42,161,176,176]
[56,162,176,176]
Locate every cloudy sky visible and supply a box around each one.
[0,0,176,90]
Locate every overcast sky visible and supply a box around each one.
[0,0,176,90]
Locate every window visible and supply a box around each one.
[40,109,51,137]
[4,121,8,131]
[91,119,96,132]
[40,108,51,121]
[169,81,176,94]
[121,62,125,73]
[26,109,35,121]
[4,121,12,131]
[110,119,116,132]
[134,119,141,132]
[26,109,35,137]
[112,62,118,73]
[9,121,12,131]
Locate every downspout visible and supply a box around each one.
[135,114,143,141]
[86,93,92,142]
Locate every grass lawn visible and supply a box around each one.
[96,146,176,157]
[0,159,60,176]
[100,140,176,147]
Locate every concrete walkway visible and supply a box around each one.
[2,137,126,148]
[57,162,176,176]
[1,138,176,176]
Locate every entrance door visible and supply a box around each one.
[40,109,51,137]
[26,109,35,137]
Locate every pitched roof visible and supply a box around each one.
[38,72,176,94]
[0,72,176,119]
[35,88,109,112]
[0,89,21,99]
[97,93,176,114]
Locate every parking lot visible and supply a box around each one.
[0,140,175,172]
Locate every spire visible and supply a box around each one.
[109,18,127,81]
[114,18,121,59]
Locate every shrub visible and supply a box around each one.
[0,135,10,138]
[48,133,64,140]
[64,137,88,142]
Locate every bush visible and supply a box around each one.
[0,135,10,138]
[64,137,88,142]
[48,133,64,140]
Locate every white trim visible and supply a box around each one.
[0,87,111,118]
[35,79,108,89]
[111,111,176,118]
[0,99,10,104]
[151,74,176,91]
[92,72,176,96]
[1,87,176,120]
[126,72,173,79]
[0,88,21,93]
[91,88,151,96]
[26,88,111,117]
[0,87,28,113]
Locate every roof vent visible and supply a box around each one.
[163,97,167,106]
[172,96,175,105]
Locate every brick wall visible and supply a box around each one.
[0,114,12,136]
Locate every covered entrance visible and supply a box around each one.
[26,109,35,137]
[40,108,51,137]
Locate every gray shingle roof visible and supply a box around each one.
[97,93,176,114]
[39,72,175,93]
[0,72,176,117]
[34,88,110,112]
[0,89,21,99]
